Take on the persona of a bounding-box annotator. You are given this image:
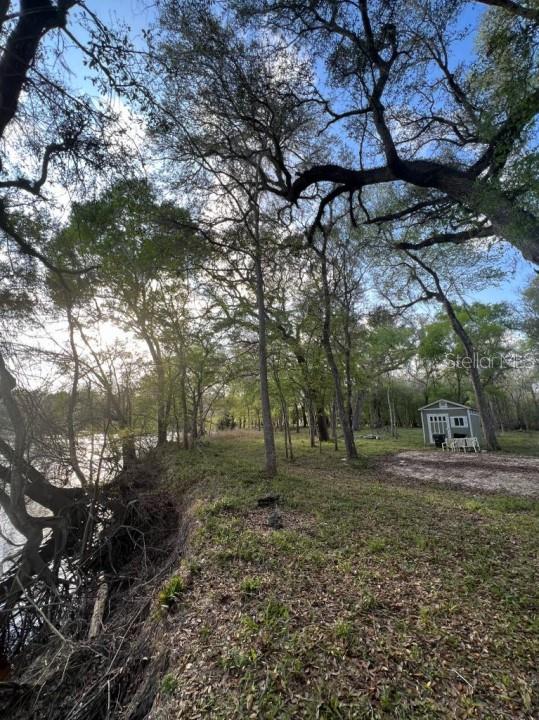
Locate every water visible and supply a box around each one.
[0,433,156,573]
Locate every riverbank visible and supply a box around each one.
[5,432,538,719]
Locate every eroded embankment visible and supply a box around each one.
[5,437,538,719]
[2,447,197,720]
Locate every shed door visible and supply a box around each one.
[427,414,449,442]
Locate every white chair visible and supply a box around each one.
[456,437,480,453]
[442,437,480,453]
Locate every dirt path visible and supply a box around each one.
[381,451,539,498]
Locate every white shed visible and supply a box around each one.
[419,399,483,446]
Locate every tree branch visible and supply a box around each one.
[0,0,79,143]
[478,0,539,22]
[396,224,495,251]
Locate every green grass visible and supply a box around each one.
[210,426,536,463]
[347,426,538,457]
[352,426,428,455]
[160,673,179,695]
[153,430,539,719]
[157,575,185,609]
[239,576,262,596]
[496,429,539,456]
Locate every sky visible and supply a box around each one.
[86,0,155,36]
[60,0,536,306]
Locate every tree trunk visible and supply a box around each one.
[352,390,364,431]
[253,225,277,477]
[197,381,205,437]
[439,301,499,450]
[455,370,462,404]
[191,391,199,444]
[308,398,316,447]
[331,398,338,451]
[180,363,189,449]
[140,329,168,447]
[466,360,500,450]
[121,435,137,469]
[386,384,398,439]
[342,292,354,431]
[0,444,84,515]
[0,2,72,142]
[316,406,330,442]
[319,248,358,460]
[274,368,294,462]
[172,394,181,445]
[66,305,88,489]
[155,362,167,446]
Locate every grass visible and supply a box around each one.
[153,430,539,719]
[160,673,179,695]
[339,426,538,457]
[157,575,185,609]
[239,576,262,596]
[495,429,539,456]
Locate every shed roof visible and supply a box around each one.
[418,398,478,412]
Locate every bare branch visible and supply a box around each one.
[396,224,495,252]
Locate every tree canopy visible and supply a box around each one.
[0,1,537,706]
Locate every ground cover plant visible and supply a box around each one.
[149,431,538,719]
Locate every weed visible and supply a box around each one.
[262,598,289,627]
[379,684,400,712]
[158,575,185,609]
[216,529,263,564]
[203,496,239,516]
[240,614,259,636]
[334,620,353,641]
[240,576,262,596]
[489,497,536,514]
[160,674,179,695]
[221,647,258,672]
[187,559,203,575]
[367,536,388,553]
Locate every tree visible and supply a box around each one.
[267,264,334,446]
[0,2,135,273]
[313,223,359,459]
[358,311,415,430]
[54,179,194,447]
[234,0,539,265]
[400,251,501,450]
[148,3,313,474]
[0,340,88,652]
[522,276,539,347]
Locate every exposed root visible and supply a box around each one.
[0,453,189,720]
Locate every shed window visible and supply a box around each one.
[452,416,467,427]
